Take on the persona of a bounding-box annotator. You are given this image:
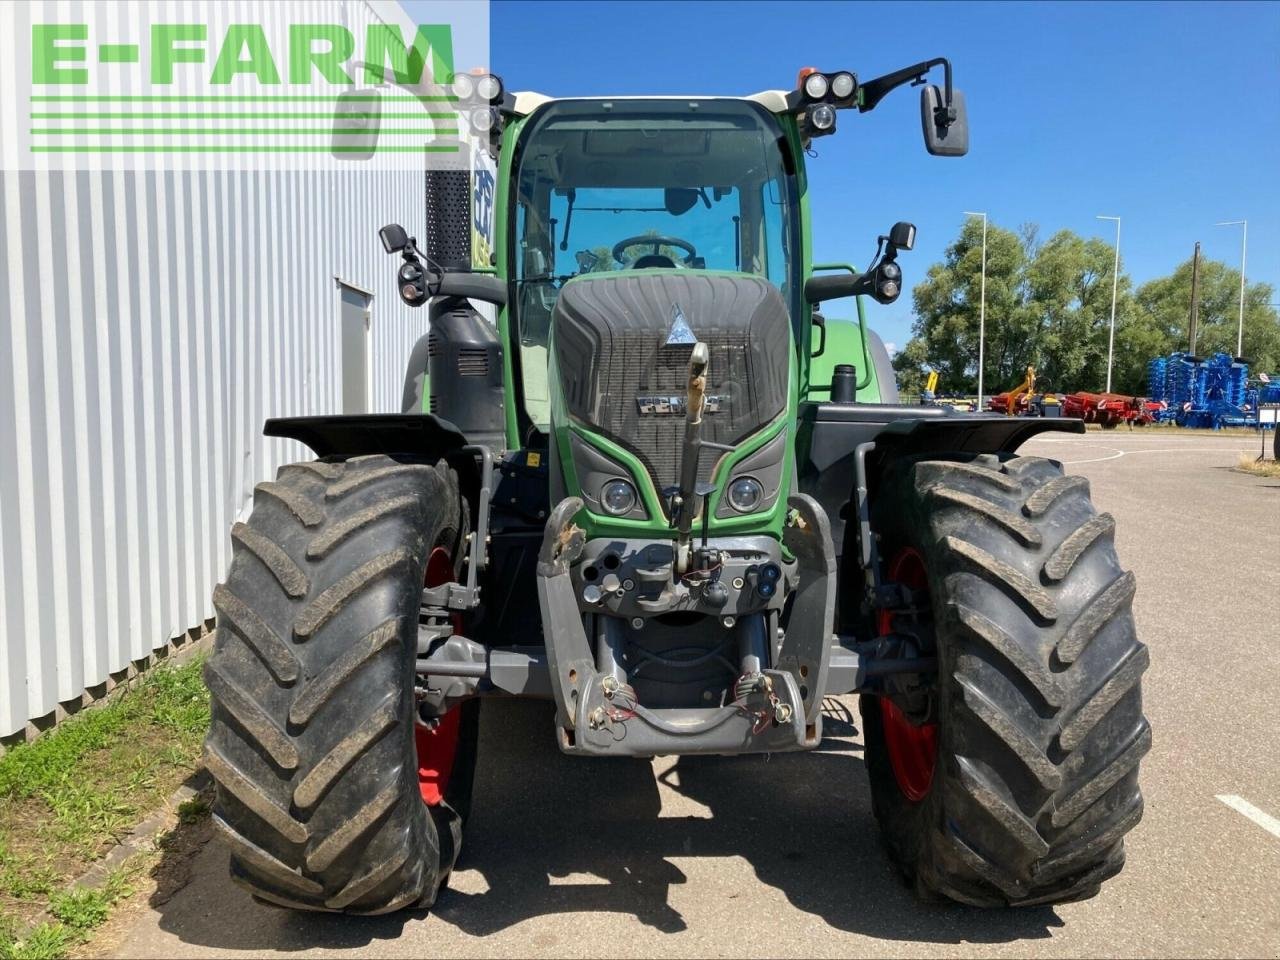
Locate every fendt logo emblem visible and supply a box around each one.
[636,395,723,415]
[665,303,697,345]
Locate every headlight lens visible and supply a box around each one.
[727,477,764,513]
[830,71,856,99]
[475,74,503,102]
[807,103,836,132]
[803,72,829,100]
[470,107,499,132]
[601,479,638,515]
[450,72,475,100]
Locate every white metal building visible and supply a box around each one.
[0,0,481,737]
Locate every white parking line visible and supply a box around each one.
[1216,795,1280,839]
[1025,435,1258,444]
[1056,447,1254,464]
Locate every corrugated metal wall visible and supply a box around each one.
[0,1,466,736]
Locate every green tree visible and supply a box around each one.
[1129,259,1280,389]
[1024,230,1133,393]
[892,339,930,396]
[894,219,1140,396]
[894,218,1033,394]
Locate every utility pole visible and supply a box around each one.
[964,211,988,408]
[1215,220,1247,357]
[1097,216,1121,393]
[1188,242,1200,356]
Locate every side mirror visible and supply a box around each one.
[664,188,700,216]
[920,85,968,157]
[888,222,916,251]
[379,223,409,254]
[332,88,381,160]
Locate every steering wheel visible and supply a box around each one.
[611,235,698,267]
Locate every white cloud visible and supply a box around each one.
[884,342,898,356]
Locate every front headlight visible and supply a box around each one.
[727,476,764,513]
[601,479,638,516]
[450,72,475,100]
[830,71,856,100]
[806,103,836,133]
[803,72,829,100]
[475,74,504,103]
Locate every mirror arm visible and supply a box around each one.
[859,57,952,117]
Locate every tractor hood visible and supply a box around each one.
[552,271,791,503]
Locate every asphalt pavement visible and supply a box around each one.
[107,430,1280,959]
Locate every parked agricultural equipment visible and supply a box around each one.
[921,369,939,404]
[203,62,1149,916]
[1061,392,1161,429]
[1147,352,1266,429]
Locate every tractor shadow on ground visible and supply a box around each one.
[149,697,1061,952]
[429,697,1062,945]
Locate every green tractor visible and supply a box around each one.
[204,60,1149,914]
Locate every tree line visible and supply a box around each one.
[891,219,1280,397]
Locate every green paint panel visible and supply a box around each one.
[807,316,884,403]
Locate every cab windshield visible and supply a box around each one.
[511,99,801,429]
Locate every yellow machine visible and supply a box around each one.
[1004,365,1036,416]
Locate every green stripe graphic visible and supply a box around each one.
[32,95,456,103]
[30,145,461,153]
[31,128,459,136]
[31,112,458,120]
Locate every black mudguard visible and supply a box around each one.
[265,413,468,460]
[796,401,1084,557]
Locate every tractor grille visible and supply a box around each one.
[553,272,790,493]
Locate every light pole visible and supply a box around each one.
[964,211,987,408]
[1096,216,1121,394]
[1216,220,1247,357]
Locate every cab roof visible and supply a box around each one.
[510,90,793,116]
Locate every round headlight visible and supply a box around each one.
[830,71,856,99]
[450,72,475,100]
[807,103,837,132]
[601,479,637,516]
[803,72,829,100]
[727,476,764,513]
[475,74,503,102]
[470,107,499,133]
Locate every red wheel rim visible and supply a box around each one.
[417,545,463,807]
[877,547,939,803]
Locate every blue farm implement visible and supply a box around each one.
[1147,352,1269,430]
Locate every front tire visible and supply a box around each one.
[862,453,1150,906]
[204,455,477,914]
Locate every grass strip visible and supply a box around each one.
[1235,452,1280,477]
[0,656,209,958]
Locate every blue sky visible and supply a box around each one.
[428,0,1280,352]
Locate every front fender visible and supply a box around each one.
[264,413,468,459]
[796,401,1084,556]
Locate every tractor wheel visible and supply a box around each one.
[861,453,1150,906]
[204,454,479,914]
